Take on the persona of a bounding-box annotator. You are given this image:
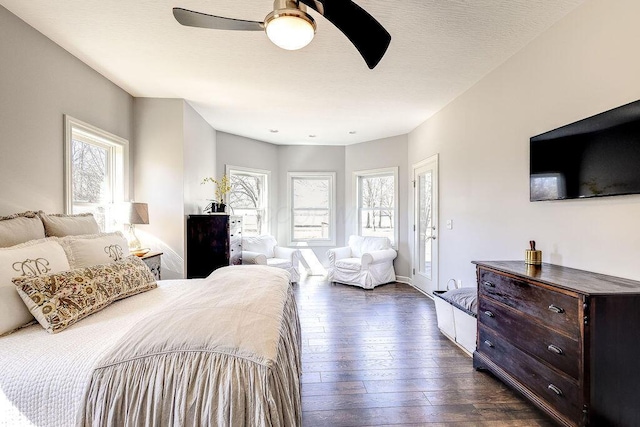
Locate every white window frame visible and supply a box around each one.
[64,115,129,230]
[226,165,270,236]
[288,171,336,246]
[353,167,399,247]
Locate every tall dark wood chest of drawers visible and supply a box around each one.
[186,214,242,279]
[473,261,640,427]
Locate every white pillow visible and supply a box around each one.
[0,238,70,335]
[40,213,100,237]
[0,211,46,248]
[242,235,277,258]
[348,235,365,257]
[59,232,131,269]
[348,235,391,258]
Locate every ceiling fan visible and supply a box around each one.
[172,0,391,69]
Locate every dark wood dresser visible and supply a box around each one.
[473,261,640,427]
[186,214,242,279]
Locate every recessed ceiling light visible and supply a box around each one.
[269,129,279,133]
[349,131,357,134]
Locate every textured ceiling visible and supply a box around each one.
[0,0,585,145]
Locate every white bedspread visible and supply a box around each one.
[0,265,300,427]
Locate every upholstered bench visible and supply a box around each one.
[434,287,478,355]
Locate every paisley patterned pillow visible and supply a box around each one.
[13,255,157,334]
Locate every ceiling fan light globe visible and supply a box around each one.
[265,10,316,51]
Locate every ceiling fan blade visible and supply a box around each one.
[173,8,264,31]
[300,0,391,69]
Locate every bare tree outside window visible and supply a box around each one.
[358,171,396,244]
[72,139,108,203]
[419,172,433,276]
[227,169,268,236]
[71,139,109,229]
[64,115,128,232]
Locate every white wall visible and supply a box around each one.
[408,0,640,289]
[133,98,185,279]
[0,5,133,215]
[345,135,410,277]
[133,99,217,279]
[184,102,217,215]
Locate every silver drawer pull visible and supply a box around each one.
[548,384,563,396]
[548,304,565,314]
[484,310,495,318]
[547,344,564,355]
[483,281,495,288]
[484,340,494,348]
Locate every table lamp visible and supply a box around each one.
[125,202,149,254]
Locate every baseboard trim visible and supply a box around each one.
[408,281,434,300]
[396,275,411,285]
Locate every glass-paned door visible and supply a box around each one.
[413,155,438,295]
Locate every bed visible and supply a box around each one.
[0,265,302,426]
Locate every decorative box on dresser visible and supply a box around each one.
[473,261,640,427]
[186,214,242,279]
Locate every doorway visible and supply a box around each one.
[413,154,438,295]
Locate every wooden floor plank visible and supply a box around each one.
[294,277,555,426]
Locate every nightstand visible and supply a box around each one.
[141,251,162,280]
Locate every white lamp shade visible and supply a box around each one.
[266,13,315,50]
[125,202,149,225]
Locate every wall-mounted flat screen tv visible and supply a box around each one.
[530,100,640,201]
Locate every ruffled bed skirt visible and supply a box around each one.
[80,283,302,427]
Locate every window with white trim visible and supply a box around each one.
[289,172,336,246]
[64,115,128,231]
[226,166,269,236]
[355,167,398,245]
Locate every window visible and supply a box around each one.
[355,167,398,245]
[288,172,336,246]
[226,166,269,236]
[64,115,128,231]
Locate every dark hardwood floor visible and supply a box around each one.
[293,276,556,426]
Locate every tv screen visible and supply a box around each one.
[530,100,640,201]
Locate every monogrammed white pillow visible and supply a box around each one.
[59,232,130,269]
[0,238,70,335]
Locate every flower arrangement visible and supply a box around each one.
[201,175,232,213]
[202,175,232,203]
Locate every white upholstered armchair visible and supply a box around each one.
[241,235,301,283]
[327,235,397,289]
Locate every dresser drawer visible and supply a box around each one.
[478,296,580,379]
[478,268,580,336]
[478,326,582,423]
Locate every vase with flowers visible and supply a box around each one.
[202,175,232,213]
